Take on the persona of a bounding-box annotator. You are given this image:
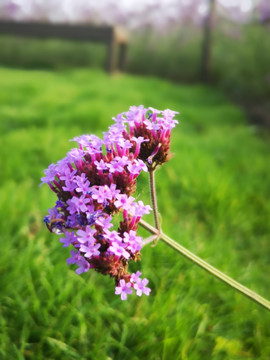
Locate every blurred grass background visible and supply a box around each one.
[0,66,270,359]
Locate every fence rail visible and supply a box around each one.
[0,20,128,72]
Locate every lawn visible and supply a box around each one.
[0,67,269,359]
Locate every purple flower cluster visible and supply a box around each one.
[41,105,178,300]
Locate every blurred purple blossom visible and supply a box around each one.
[259,0,270,23]
[1,0,266,31]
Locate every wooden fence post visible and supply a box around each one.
[200,0,216,82]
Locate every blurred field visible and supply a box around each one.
[129,24,270,126]
[0,67,270,359]
[0,22,269,125]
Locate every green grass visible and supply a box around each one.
[0,36,106,70]
[0,67,270,360]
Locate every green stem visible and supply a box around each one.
[139,218,270,311]
[149,169,161,235]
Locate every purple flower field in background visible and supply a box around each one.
[41,106,178,300]
[1,0,269,30]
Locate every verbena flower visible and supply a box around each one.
[133,278,151,297]
[115,279,133,301]
[41,105,178,300]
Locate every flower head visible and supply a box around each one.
[42,105,178,300]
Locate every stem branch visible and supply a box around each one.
[139,218,270,311]
[149,170,161,240]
